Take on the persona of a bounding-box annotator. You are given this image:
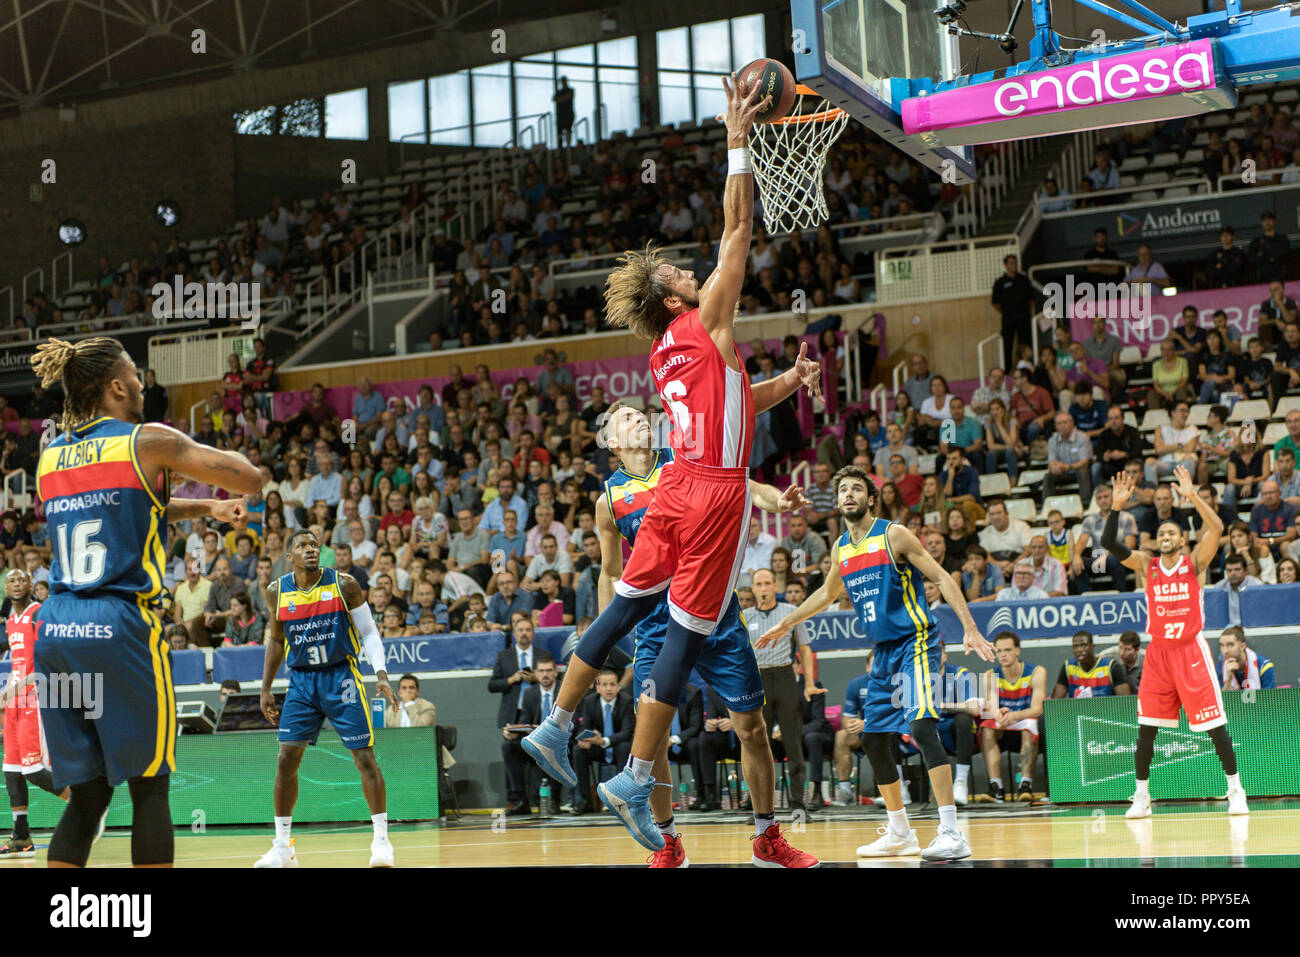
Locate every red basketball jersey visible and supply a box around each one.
[649,308,755,469]
[1144,555,1204,643]
[5,600,40,682]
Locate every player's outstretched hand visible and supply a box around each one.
[260,689,280,725]
[777,484,812,513]
[756,621,790,648]
[212,496,249,529]
[1110,468,1135,510]
[375,674,398,709]
[964,624,995,662]
[792,341,824,402]
[1172,464,1197,504]
[718,71,769,143]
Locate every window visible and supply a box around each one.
[656,14,767,125]
[235,88,369,139]
[391,37,641,148]
[324,88,368,140]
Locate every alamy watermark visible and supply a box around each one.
[4,671,103,719]
[152,275,261,330]
[1042,275,1153,335]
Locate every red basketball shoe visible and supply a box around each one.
[648,834,689,868]
[752,823,819,868]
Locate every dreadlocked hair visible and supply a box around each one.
[30,337,129,428]
[603,243,677,341]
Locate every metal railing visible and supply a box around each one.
[876,233,1020,304]
[891,358,908,408]
[0,470,27,513]
[50,252,73,300]
[869,383,886,419]
[21,268,44,303]
[976,333,1003,389]
[950,137,1047,239]
[148,325,260,386]
[1038,177,1212,216]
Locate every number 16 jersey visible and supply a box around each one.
[36,416,169,609]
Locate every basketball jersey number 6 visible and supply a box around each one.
[663,380,691,435]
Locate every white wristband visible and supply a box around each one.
[728,147,752,176]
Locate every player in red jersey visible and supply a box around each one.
[523,73,822,852]
[0,570,71,856]
[1104,466,1248,818]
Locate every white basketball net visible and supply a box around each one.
[748,87,850,234]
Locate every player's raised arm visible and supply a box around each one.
[340,571,396,707]
[749,481,810,514]
[887,524,994,662]
[697,73,766,338]
[751,341,825,411]
[593,493,624,614]
[260,579,285,723]
[1103,470,1149,575]
[756,552,843,647]
[1174,465,1224,574]
[137,422,262,496]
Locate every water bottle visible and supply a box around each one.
[371,696,386,729]
[724,772,736,810]
[740,779,750,810]
[679,779,690,811]
[539,778,552,817]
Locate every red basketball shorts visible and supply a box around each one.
[1137,636,1226,732]
[3,700,47,773]
[615,458,751,633]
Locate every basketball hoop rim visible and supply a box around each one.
[766,85,849,126]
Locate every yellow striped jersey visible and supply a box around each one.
[835,517,934,645]
[36,416,169,607]
[277,566,360,670]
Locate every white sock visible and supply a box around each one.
[1134,779,1150,798]
[1226,773,1241,792]
[657,816,677,838]
[990,777,1003,790]
[629,757,654,785]
[552,706,573,731]
[938,804,958,831]
[887,807,910,837]
[1020,775,1033,787]
[274,816,292,846]
[955,764,970,786]
[371,812,388,841]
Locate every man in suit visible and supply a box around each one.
[571,668,635,814]
[696,685,741,812]
[668,684,705,808]
[384,673,437,727]
[501,652,561,814]
[489,617,542,814]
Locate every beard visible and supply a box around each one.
[841,503,869,522]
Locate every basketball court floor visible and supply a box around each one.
[6,800,1298,867]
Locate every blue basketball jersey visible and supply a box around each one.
[835,518,934,645]
[36,416,169,608]
[604,448,674,547]
[276,567,360,670]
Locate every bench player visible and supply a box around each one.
[523,73,821,851]
[255,528,399,867]
[1104,466,1248,817]
[758,466,994,861]
[588,400,816,867]
[31,337,262,867]
[0,569,71,856]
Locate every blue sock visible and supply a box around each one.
[574,593,661,668]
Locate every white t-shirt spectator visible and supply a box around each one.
[980,519,1033,557]
[660,206,694,236]
[920,395,953,421]
[526,551,573,581]
[441,570,485,604]
[741,530,777,575]
[1157,423,1200,462]
[351,538,377,565]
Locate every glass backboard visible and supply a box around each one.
[793,0,976,181]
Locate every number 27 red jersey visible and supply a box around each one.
[1144,555,1204,642]
[650,308,755,469]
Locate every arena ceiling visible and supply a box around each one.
[0,0,610,118]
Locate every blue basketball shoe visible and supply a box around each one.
[598,769,663,851]
[521,718,578,788]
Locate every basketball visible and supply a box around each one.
[737,57,797,123]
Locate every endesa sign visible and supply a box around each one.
[903,39,1236,147]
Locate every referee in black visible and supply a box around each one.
[745,568,823,814]
[991,254,1041,370]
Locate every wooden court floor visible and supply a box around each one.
[5,800,1299,867]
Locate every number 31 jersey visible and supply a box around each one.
[649,307,755,469]
[36,416,169,608]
